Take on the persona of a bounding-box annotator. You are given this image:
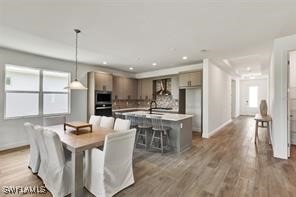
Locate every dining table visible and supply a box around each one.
[45,124,115,197]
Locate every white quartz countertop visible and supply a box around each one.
[121,111,193,121]
[112,107,179,113]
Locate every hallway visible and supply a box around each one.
[126,116,296,196]
[1,117,296,196]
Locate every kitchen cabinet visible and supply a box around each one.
[126,78,138,99]
[113,76,138,100]
[138,78,153,100]
[87,71,113,120]
[94,72,113,91]
[179,71,202,88]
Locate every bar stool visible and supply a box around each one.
[135,115,152,150]
[126,114,137,129]
[150,116,170,154]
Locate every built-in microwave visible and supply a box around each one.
[96,90,112,104]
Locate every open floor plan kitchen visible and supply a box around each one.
[1,1,296,197]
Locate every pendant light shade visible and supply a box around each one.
[65,29,87,90]
[67,79,87,90]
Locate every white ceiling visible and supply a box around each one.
[1,0,296,74]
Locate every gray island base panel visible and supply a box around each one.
[122,111,193,153]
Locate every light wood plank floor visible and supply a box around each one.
[1,116,296,197]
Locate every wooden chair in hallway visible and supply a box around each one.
[254,114,272,144]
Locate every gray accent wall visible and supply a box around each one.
[0,47,132,150]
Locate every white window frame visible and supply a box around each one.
[42,69,71,116]
[4,64,71,119]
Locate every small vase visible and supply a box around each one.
[259,100,268,116]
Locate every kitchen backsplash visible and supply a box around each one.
[155,95,178,109]
[112,95,178,110]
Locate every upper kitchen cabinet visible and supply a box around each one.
[126,78,138,100]
[113,76,137,100]
[138,78,153,100]
[179,71,202,88]
[94,72,113,91]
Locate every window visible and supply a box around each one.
[249,86,258,108]
[5,65,40,118]
[4,65,71,118]
[43,70,70,115]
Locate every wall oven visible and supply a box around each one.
[96,90,112,104]
[95,91,112,116]
[95,103,112,117]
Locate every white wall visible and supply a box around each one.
[202,59,232,138]
[239,78,268,115]
[270,34,296,159]
[0,48,132,151]
[231,79,240,118]
[186,88,202,132]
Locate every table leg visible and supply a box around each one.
[267,121,271,145]
[72,150,84,197]
[255,120,258,143]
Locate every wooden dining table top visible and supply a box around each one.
[45,124,116,152]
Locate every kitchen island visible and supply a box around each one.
[121,111,193,153]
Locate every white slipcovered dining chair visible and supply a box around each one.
[100,116,115,129]
[89,115,102,130]
[24,122,40,173]
[84,129,136,197]
[113,118,131,131]
[33,125,48,182]
[43,116,66,126]
[43,129,72,197]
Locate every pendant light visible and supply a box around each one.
[65,29,87,90]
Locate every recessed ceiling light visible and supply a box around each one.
[152,62,157,66]
[223,59,231,67]
[182,56,188,60]
[247,67,251,71]
[102,61,107,65]
[200,49,208,53]
[129,67,134,70]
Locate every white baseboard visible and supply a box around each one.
[0,141,28,151]
[202,119,233,138]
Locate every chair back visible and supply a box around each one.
[103,129,136,186]
[113,118,131,131]
[89,115,102,130]
[126,114,137,128]
[151,115,164,130]
[43,116,66,126]
[24,122,38,151]
[43,129,65,170]
[100,116,115,129]
[33,125,47,162]
[136,114,151,128]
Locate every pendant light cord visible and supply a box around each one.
[75,30,78,80]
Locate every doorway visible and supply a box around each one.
[240,79,268,116]
[288,51,296,157]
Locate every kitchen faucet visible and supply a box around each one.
[149,100,157,114]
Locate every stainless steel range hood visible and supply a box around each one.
[156,79,171,96]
